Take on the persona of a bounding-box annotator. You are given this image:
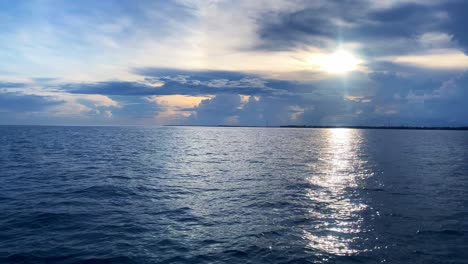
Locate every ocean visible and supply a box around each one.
[0,126,467,263]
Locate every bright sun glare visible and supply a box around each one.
[310,49,361,74]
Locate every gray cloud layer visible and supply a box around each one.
[2,0,468,126]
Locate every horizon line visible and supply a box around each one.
[1,124,468,131]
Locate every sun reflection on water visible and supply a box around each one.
[304,129,371,257]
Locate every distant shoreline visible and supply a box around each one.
[167,125,468,130]
[279,125,468,130]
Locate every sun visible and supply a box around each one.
[321,50,360,73]
[310,49,361,74]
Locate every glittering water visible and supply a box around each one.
[0,126,467,264]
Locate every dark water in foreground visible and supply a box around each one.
[0,126,467,264]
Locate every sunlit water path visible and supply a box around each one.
[0,126,467,263]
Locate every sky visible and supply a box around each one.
[1,0,468,126]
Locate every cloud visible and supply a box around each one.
[0,82,25,89]
[349,70,468,126]
[2,1,468,126]
[382,49,468,70]
[402,73,468,125]
[110,96,162,120]
[253,0,468,59]
[238,95,304,126]
[63,80,278,97]
[442,1,468,53]
[418,32,453,48]
[0,0,196,81]
[178,68,468,127]
[62,68,294,96]
[185,94,242,125]
[182,92,358,127]
[0,92,63,112]
[146,95,211,124]
[147,95,211,109]
[77,94,121,108]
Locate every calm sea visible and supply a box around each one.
[0,126,467,264]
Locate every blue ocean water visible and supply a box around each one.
[0,126,467,264]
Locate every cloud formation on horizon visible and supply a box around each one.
[1,0,468,126]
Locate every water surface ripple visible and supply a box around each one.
[0,126,467,263]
